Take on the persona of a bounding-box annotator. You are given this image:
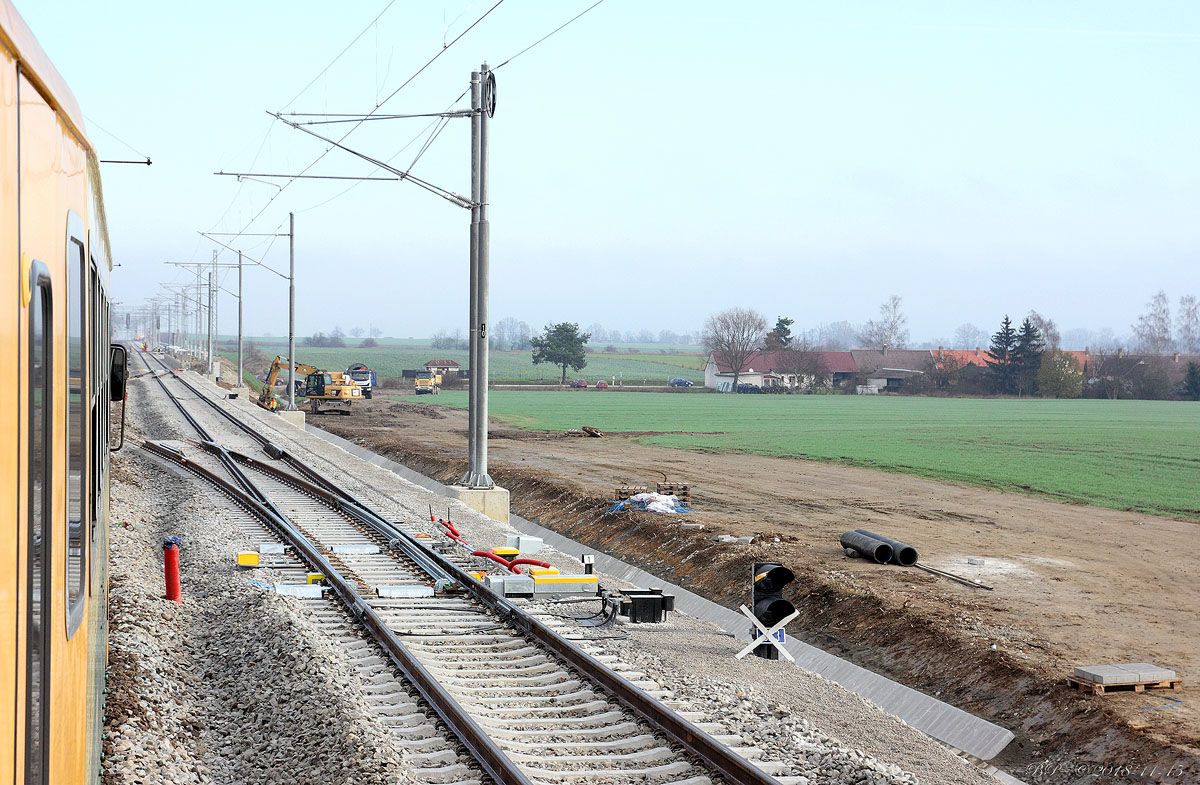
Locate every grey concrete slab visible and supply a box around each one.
[1074,665,1140,684]
[305,424,1017,761]
[1074,663,1177,684]
[1119,663,1177,682]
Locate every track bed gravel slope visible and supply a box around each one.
[103,433,411,784]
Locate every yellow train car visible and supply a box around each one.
[2,2,126,783]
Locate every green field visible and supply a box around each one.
[224,344,705,385]
[405,391,1200,520]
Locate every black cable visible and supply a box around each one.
[494,0,607,70]
[210,0,505,248]
[280,0,401,111]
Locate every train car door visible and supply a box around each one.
[25,263,53,785]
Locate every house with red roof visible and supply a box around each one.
[704,350,857,391]
[425,359,462,377]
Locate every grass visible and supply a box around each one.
[224,345,706,385]
[403,391,1200,520]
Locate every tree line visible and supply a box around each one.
[703,302,1200,400]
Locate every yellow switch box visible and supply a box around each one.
[492,547,520,558]
[306,573,325,584]
[528,567,561,576]
[237,551,260,567]
[468,570,488,581]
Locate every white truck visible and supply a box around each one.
[345,363,377,399]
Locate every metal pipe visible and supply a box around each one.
[474,62,493,488]
[462,69,481,486]
[855,529,919,566]
[839,531,894,564]
[288,212,296,411]
[236,251,244,388]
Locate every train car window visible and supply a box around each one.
[91,268,103,540]
[26,261,53,785]
[66,222,87,637]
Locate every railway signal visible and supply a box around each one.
[736,562,798,661]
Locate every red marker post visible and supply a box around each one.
[163,535,183,603]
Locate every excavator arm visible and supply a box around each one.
[258,355,320,410]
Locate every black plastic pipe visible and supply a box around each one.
[839,531,894,564]
[855,529,919,566]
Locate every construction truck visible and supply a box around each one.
[345,363,377,399]
[414,370,442,395]
[257,355,362,414]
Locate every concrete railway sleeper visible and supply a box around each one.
[137,441,489,785]
[135,349,790,785]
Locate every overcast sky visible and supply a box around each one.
[22,1,1200,342]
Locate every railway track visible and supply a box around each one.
[134,351,793,785]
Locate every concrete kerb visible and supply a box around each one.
[303,424,1017,762]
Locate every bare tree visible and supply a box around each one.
[349,326,365,339]
[858,295,909,352]
[1177,295,1199,352]
[368,325,383,339]
[1026,310,1061,350]
[952,323,987,349]
[703,307,767,393]
[811,320,856,350]
[1132,290,1173,353]
[778,339,830,391]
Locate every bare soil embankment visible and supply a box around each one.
[317,399,1200,784]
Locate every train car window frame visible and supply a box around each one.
[26,260,54,785]
[65,212,88,638]
[90,261,102,540]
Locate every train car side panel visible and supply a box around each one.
[1,39,18,785]
[17,69,91,785]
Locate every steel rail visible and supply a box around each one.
[139,350,784,785]
[137,355,534,785]
[138,439,533,785]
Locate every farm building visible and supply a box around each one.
[849,350,935,391]
[704,350,856,391]
[934,348,1092,374]
[425,359,462,377]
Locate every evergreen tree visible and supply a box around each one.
[531,323,591,384]
[763,316,794,351]
[985,316,1018,394]
[1012,317,1045,396]
[1185,362,1200,401]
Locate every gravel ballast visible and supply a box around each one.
[110,358,999,785]
[103,433,413,784]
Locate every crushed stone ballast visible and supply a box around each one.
[136,349,806,785]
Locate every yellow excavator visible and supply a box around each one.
[257,355,362,415]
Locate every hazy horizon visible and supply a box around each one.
[22,2,1199,341]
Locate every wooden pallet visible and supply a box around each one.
[656,482,691,503]
[614,485,649,500]
[1066,675,1183,696]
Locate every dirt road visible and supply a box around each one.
[319,398,1200,782]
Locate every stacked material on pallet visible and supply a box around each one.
[656,482,691,503]
[1069,663,1182,694]
[607,492,692,515]
[614,485,650,500]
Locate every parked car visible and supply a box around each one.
[735,383,763,394]
[595,380,609,389]
[568,379,588,388]
[669,377,694,387]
